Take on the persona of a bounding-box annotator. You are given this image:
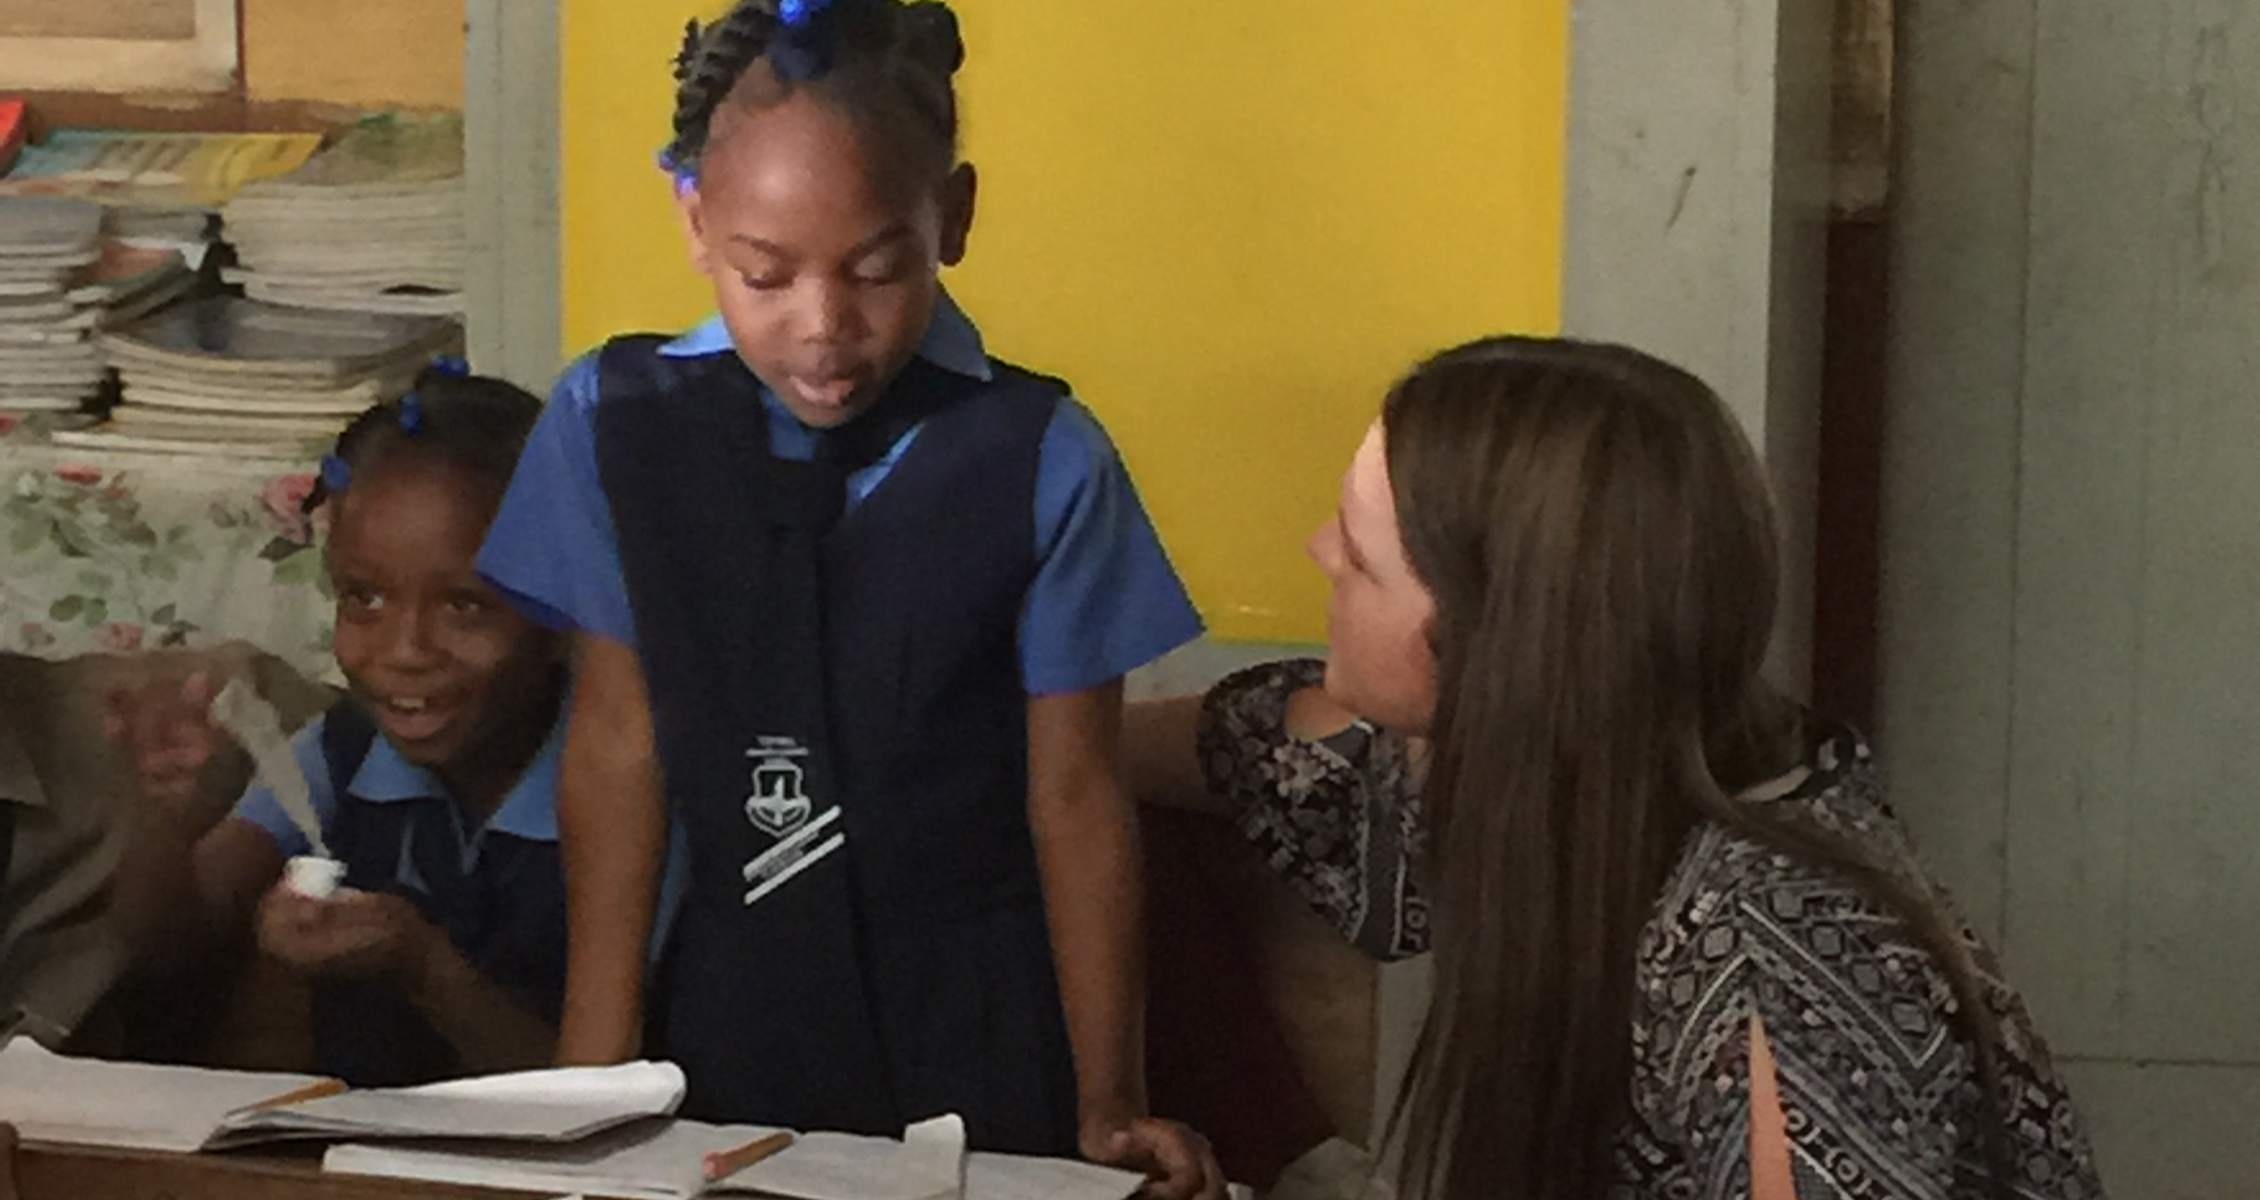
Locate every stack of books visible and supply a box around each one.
[69,296,460,458]
[221,113,465,316]
[0,197,105,413]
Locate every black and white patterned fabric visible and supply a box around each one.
[1197,659,2106,1200]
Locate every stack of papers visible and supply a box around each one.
[221,113,466,316]
[80,295,460,458]
[325,1113,1148,1200]
[0,1038,686,1154]
[0,1038,1144,1200]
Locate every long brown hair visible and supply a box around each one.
[1381,337,2008,1200]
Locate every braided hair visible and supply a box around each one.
[660,0,966,191]
[306,361,544,515]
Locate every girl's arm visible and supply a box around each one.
[1028,683,1222,1200]
[1027,682,1145,1142]
[553,634,667,1064]
[253,885,554,1074]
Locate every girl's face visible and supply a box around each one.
[1309,422,1438,733]
[676,89,973,429]
[326,458,560,774]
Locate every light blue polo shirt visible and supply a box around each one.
[234,713,564,861]
[233,710,689,938]
[475,291,1204,695]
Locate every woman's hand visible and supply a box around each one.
[1082,1114,1226,1200]
[256,884,438,981]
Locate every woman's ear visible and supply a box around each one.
[938,163,976,267]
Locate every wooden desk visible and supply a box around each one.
[19,1141,554,1200]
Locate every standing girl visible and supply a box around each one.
[478,2,1216,1193]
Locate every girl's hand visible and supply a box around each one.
[1083,1115,1226,1200]
[256,884,436,981]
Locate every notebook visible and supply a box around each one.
[0,1039,686,1153]
[324,1113,1148,1200]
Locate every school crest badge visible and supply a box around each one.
[744,736,813,837]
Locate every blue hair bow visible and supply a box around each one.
[428,354,470,379]
[771,0,840,81]
[398,393,425,435]
[319,454,352,494]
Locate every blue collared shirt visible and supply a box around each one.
[233,712,565,861]
[476,291,1203,695]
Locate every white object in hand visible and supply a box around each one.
[208,677,329,858]
[286,855,346,900]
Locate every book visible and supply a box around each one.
[222,113,467,315]
[323,1113,1148,1200]
[0,130,322,209]
[0,1038,688,1153]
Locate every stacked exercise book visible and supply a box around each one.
[0,197,202,421]
[0,197,102,415]
[61,295,460,459]
[221,113,465,316]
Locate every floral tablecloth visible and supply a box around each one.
[0,434,338,682]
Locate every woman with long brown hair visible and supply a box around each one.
[1136,337,2103,1200]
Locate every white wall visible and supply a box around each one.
[1883,0,2260,1193]
[1560,0,1835,694]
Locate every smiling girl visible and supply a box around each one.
[172,367,573,1086]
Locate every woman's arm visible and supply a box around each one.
[553,634,667,1064]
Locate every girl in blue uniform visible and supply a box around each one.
[476,2,1216,1194]
[156,368,573,1085]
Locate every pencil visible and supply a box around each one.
[703,1130,796,1182]
[236,1076,348,1114]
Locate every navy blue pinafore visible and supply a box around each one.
[592,340,1078,1154]
[307,703,570,1087]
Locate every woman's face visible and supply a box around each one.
[1309,421,1438,733]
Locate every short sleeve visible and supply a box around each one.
[477,354,639,645]
[228,717,342,860]
[1019,400,1204,694]
[1196,659,1428,960]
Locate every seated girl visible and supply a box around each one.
[140,366,570,1085]
[1132,337,2105,1200]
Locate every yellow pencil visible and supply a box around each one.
[703,1130,796,1182]
[236,1076,348,1114]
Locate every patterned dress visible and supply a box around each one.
[1196,660,2106,1200]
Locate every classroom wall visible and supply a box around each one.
[558,2,1567,641]
[1882,0,2260,1193]
[241,0,464,109]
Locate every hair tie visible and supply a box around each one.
[658,145,698,187]
[398,393,425,435]
[770,0,840,82]
[428,354,470,379]
[319,454,352,494]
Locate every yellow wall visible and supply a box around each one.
[243,0,465,108]
[561,3,1564,641]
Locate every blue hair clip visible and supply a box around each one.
[319,454,352,494]
[771,0,839,81]
[428,354,470,379]
[398,393,425,435]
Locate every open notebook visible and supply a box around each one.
[0,1039,685,1153]
[324,1113,1147,1200]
